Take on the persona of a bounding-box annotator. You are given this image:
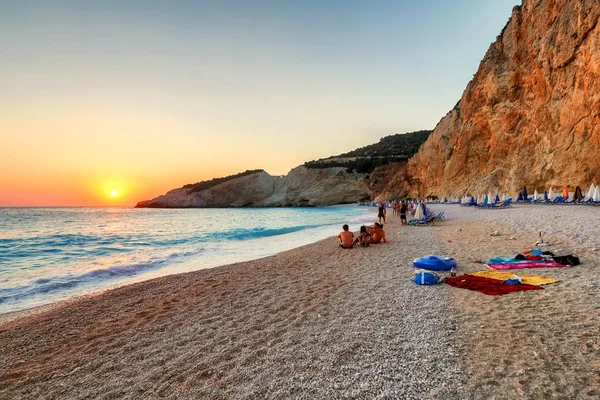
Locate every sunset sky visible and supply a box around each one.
[0,0,518,206]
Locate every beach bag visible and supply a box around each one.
[414,272,439,285]
[552,254,580,266]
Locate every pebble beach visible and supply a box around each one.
[1,204,599,399]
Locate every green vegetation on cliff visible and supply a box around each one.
[304,130,431,173]
[183,169,264,193]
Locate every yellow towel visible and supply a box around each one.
[471,270,559,286]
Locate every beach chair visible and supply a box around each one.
[408,214,437,226]
[478,198,512,209]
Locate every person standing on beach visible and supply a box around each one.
[338,224,355,249]
[400,201,408,225]
[378,203,386,224]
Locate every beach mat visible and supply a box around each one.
[486,261,565,270]
[444,275,543,296]
[470,270,559,286]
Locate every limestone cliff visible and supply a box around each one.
[396,0,600,197]
[135,167,372,208]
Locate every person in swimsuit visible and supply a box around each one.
[355,225,371,247]
[337,224,355,248]
[400,201,408,225]
[377,203,386,224]
[366,223,388,244]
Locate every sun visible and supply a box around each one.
[110,189,118,197]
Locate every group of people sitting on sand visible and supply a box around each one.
[337,223,388,249]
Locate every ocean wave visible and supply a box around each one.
[0,224,326,263]
[209,224,324,241]
[0,249,202,305]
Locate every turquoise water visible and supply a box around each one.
[0,206,375,314]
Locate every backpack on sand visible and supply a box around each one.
[414,271,439,285]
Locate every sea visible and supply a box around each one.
[0,205,376,314]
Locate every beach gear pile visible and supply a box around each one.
[486,248,579,270]
[411,249,575,295]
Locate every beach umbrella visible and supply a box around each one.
[594,187,600,202]
[574,186,583,201]
[517,192,523,201]
[484,195,488,205]
[586,184,595,200]
[523,186,528,200]
[549,188,554,200]
[495,194,500,203]
[544,191,548,202]
[414,202,425,219]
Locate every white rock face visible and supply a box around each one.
[136,167,372,208]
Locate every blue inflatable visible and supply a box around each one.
[414,271,439,285]
[413,255,457,271]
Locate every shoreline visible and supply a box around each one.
[1,204,599,398]
[0,204,377,318]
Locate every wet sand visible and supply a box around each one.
[1,204,599,399]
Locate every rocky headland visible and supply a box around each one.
[136,131,430,208]
[136,167,372,208]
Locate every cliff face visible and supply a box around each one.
[136,167,372,208]
[399,0,600,197]
[366,162,407,201]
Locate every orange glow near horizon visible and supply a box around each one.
[0,1,518,207]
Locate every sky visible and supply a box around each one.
[0,0,519,206]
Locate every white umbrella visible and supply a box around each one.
[534,190,538,201]
[594,187,600,202]
[414,202,424,219]
[549,188,554,200]
[586,184,595,200]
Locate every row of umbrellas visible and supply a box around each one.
[458,184,600,204]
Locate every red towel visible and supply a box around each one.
[444,275,543,296]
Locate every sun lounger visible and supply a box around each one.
[409,214,437,226]
[477,198,512,209]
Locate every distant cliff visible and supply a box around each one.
[137,130,430,208]
[393,0,600,197]
[135,167,372,208]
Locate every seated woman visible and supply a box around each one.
[354,225,371,247]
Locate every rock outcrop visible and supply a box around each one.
[136,167,372,208]
[395,0,600,197]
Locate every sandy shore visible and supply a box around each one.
[1,204,599,399]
